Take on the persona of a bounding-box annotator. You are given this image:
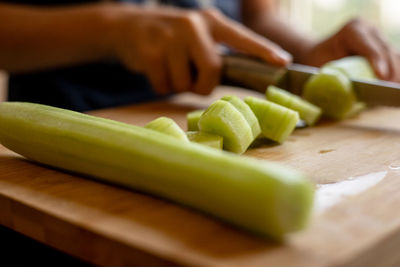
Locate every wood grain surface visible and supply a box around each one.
[1,86,400,267]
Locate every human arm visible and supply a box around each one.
[0,3,291,95]
[242,0,400,82]
[0,3,113,73]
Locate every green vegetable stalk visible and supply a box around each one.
[0,102,314,239]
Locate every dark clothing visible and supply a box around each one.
[5,0,241,111]
[8,63,160,111]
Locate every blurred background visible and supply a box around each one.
[279,0,400,48]
[0,0,399,102]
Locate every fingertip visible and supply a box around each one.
[263,49,292,66]
[192,84,214,96]
[191,59,221,95]
[274,50,293,65]
[280,50,293,62]
[373,59,389,80]
[191,76,217,95]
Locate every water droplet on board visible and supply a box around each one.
[389,162,400,170]
[315,171,387,213]
[296,120,307,128]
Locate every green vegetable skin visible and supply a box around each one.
[244,97,299,143]
[145,117,188,141]
[187,110,204,131]
[0,102,314,239]
[198,100,254,154]
[266,86,322,126]
[186,131,223,149]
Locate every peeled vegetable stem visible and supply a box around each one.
[0,102,314,239]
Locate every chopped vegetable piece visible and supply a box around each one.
[303,69,356,120]
[244,97,299,143]
[266,85,322,126]
[145,116,188,141]
[0,102,315,239]
[198,100,254,154]
[303,56,374,120]
[187,110,204,131]
[322,56,376,81]
[186,131,223,149]
[220,95,261,138]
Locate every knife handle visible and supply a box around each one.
[221,54,288,93]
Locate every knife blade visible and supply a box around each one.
[222,54,400,107]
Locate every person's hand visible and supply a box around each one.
[297,18,400,83]
[108,6,291,95]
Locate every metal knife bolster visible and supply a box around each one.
[221,54,318,95]
[222,55,286,93]
[222,54,400,107]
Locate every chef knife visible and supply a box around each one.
[222,54,400,107]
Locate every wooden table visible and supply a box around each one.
[1,86,400,267]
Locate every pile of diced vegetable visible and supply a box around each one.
[144,56,374,154]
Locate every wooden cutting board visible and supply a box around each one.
[1,86,400,267]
